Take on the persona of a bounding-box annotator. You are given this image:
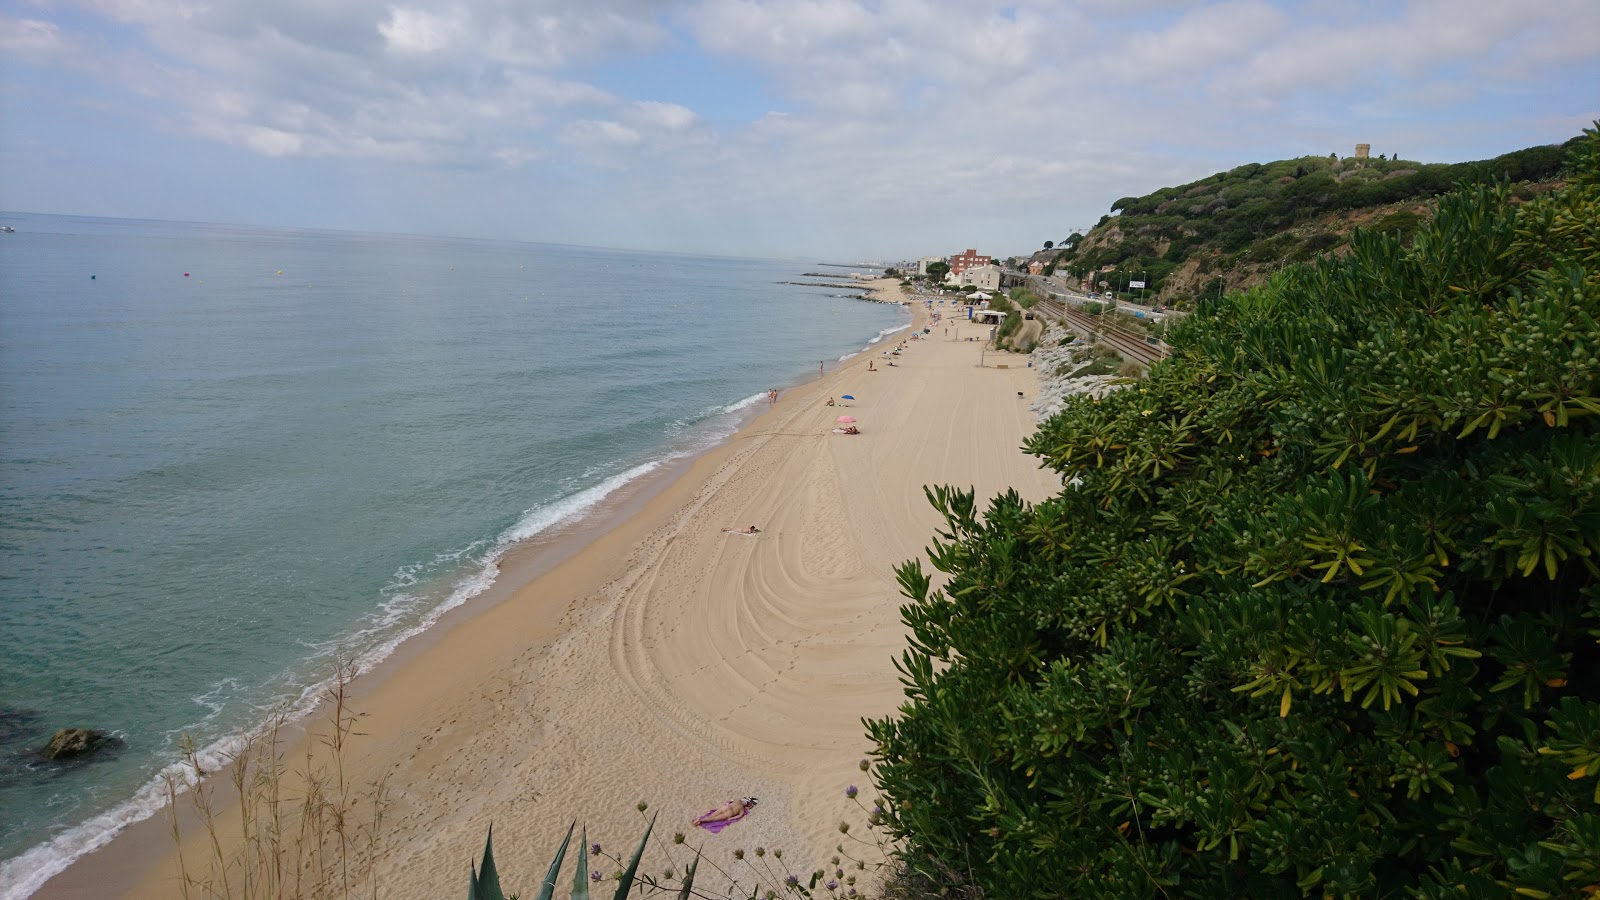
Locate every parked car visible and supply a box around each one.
[1024,312,1035,320]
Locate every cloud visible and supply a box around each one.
[0,16,68,60]
[379,6,468,55]
[627,100,698,131]
[3,0,1595,258]
[561,118,643,148]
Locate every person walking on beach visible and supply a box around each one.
[819,361,824,377]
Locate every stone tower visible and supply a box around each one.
[1355,143,1370,159]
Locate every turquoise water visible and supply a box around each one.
[0,213,907,895]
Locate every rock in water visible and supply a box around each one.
[41,727,112,760]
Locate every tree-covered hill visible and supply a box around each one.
[871,125,1600,897]
[1041,138,1579,306]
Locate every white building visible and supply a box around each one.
[916,256,944,275]
[950,264,1001,291]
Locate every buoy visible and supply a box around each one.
[183,273,189,277]
[90,275,96,280]
[277,270,283,275]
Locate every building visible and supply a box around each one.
[916,256,944,275]
[1355,143,1370,159]
[947,248,992,277]
[1027,260,1045,275]
[952,264,1001,291]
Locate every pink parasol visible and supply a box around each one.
[836,415,856,423]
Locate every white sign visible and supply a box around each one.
[1129,280,1146,289]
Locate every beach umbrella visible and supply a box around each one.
[840,394,855,405]
[837,415,856,423]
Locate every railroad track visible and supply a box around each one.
[1034,298,1170,365]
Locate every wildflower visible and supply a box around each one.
[849,891,857,897]
[831,855,840,864]
[590,870,602,882]
[590,842,601,855]
[858,758,869,771]
[774,849,783,859]
[637,801,648,812]
[835,867,844,878]
[838,822,850,833]
[755,846,766,857]
[845,785,858,798]
[786,875,800,887]
[673,832,685,845]
[827,880,839,890]
[734,849,745,860]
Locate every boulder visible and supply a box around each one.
[40,727,114,761]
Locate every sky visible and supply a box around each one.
[1,0,1596,261]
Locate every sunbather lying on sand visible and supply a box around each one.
[693,797,758,831]
[720,525,760,534]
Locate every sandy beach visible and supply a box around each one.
[37,280,1061,898]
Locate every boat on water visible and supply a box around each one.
[0,226,15,233]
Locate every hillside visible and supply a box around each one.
[1039,139,1578,305]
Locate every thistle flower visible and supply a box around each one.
[590,870,602,882]
[755,846,766,857]
[838,822,850,833]
[785,875,799,887]
[845,785,858,798]
[673,832,685,844]
[774,849,783,859]
[826,880,838,890]
[637,801,648,812]
[590,842,601,855]
[858,758,870,771]
[734,849,745,860]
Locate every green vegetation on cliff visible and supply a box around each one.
[1047,138,1579,304]
[869,126,1600,897]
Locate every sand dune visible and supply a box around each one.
[64,281,1060,899]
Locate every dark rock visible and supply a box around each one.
[40,728,115,760]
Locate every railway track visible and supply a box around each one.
[1034,298,1170,365]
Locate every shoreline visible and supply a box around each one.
[34,280,1056,899]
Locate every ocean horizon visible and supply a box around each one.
[0,211,909,897]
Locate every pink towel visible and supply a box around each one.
[695,807,747,833]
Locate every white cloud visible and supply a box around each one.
[628,100,698,131]
[561,118,643,147]
[3,0,1595,257]
[0,15,67,60]
[378,6,467,55]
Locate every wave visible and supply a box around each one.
[867,322,911,345]
[0,391,781,899]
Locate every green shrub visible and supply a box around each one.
[867,124,1600,898]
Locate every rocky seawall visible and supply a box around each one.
[1029,325,1127,421]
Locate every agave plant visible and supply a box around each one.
[468,814,693,900]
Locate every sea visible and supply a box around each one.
[0,212,909,897]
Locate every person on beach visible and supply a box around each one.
[721,525,760,534]
[826,397,836,406]
[694,797,758,827]
[868,361,875,371]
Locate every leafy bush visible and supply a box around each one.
[867,125,1600,898]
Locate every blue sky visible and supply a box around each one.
[1,0,1595,260]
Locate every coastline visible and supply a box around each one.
[34,279,1057,898]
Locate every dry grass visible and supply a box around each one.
[163,659,389,900]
